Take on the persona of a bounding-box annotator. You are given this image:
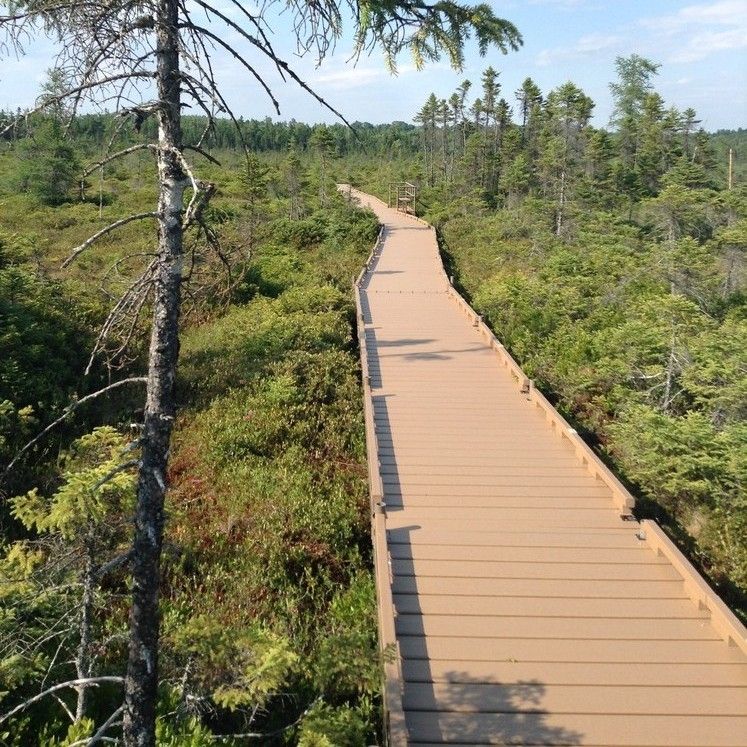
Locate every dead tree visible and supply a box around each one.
[1,2,521,744]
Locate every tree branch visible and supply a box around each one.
[185,145,220,165]
[0,73,156,137]
[0,677,124,726]
[82,144,157,179]
[79,704,125,747]
[94,551,132,580]
[2,378,147,478]
[180,22,280,114]
[62,213,159,268]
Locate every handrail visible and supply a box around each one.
[347,186,635,512]
[349,193,408,744]
[444,266,636,515]
[640,520,747,653]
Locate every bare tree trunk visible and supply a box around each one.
[123,0,185,743]
[662,325,677,412]
[555,167,566,236]
[75,538,95,721]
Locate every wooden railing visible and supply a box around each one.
[640,520,747,654]
[352,218,408,745]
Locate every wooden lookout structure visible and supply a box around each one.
[389,182,417,214]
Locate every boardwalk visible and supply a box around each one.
[345,187,747,746]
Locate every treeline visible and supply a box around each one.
[413,56,727,214]
[0,110,419,156]
[394,56,746,606]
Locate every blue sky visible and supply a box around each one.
[1,0,745,130]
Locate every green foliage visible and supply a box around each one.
[1,427,134,743]
[355,1,522,72]
[11,426,136,539]
[2,50,744,741]
[444,189,745,598]
[683,313,747,422]
[0,231,102,489]
[171,616,298,710]
[297,702,370,746]
[161,196,378,741]
[397,64,747,608]
[16,121,81,206]
[610,409,747,588]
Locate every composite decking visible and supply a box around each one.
[345,186,747,746]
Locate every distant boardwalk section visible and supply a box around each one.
[342,185,747,746]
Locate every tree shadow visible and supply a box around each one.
[389,531,585,744]
[401,670,586,745]
[372,393,584,745]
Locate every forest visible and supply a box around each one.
[0,49,745,746]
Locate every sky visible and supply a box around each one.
[0,0,745,130]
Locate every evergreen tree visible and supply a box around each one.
[515,77,542,138]
[540,81,594,235]
[17,120,80,206]
[309,124,336,207]
[2,428,135,730]
[609,54,661,168]
[239,153,269,249]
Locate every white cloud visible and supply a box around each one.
[537,1,747,69]
[669,27,747,62]
[312,67,387,88]
[639,1,747,62]
[641,0,747,31]
[536,33,621,66]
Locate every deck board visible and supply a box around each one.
[347,187,747,746]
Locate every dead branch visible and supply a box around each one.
[185,145,220,165]
[92,460,139,493]
[0,73,157,137]
[209,697,321,741]
[53,693,76,724]
[94,551,132,580]
[82,144,157,179]
[185,0,353,127]
[3,378,147,478]
[62,213,159,268]
[181,21,280,114]
[86,260,157,374]
[0,677,124,726]
[223,0,287,82]
[70,704,125,747]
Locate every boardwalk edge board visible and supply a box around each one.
[347,185,408,744]
[341,185,747,746]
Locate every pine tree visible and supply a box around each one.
[541,82,594,235]
[609,54,661,168]
[17,120,80,206]
[239,153,269,250]
[2,428,136,729]
[309,124,336,207]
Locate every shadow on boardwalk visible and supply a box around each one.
[404,672,586,745]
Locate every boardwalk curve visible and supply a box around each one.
[344,186,747,746]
